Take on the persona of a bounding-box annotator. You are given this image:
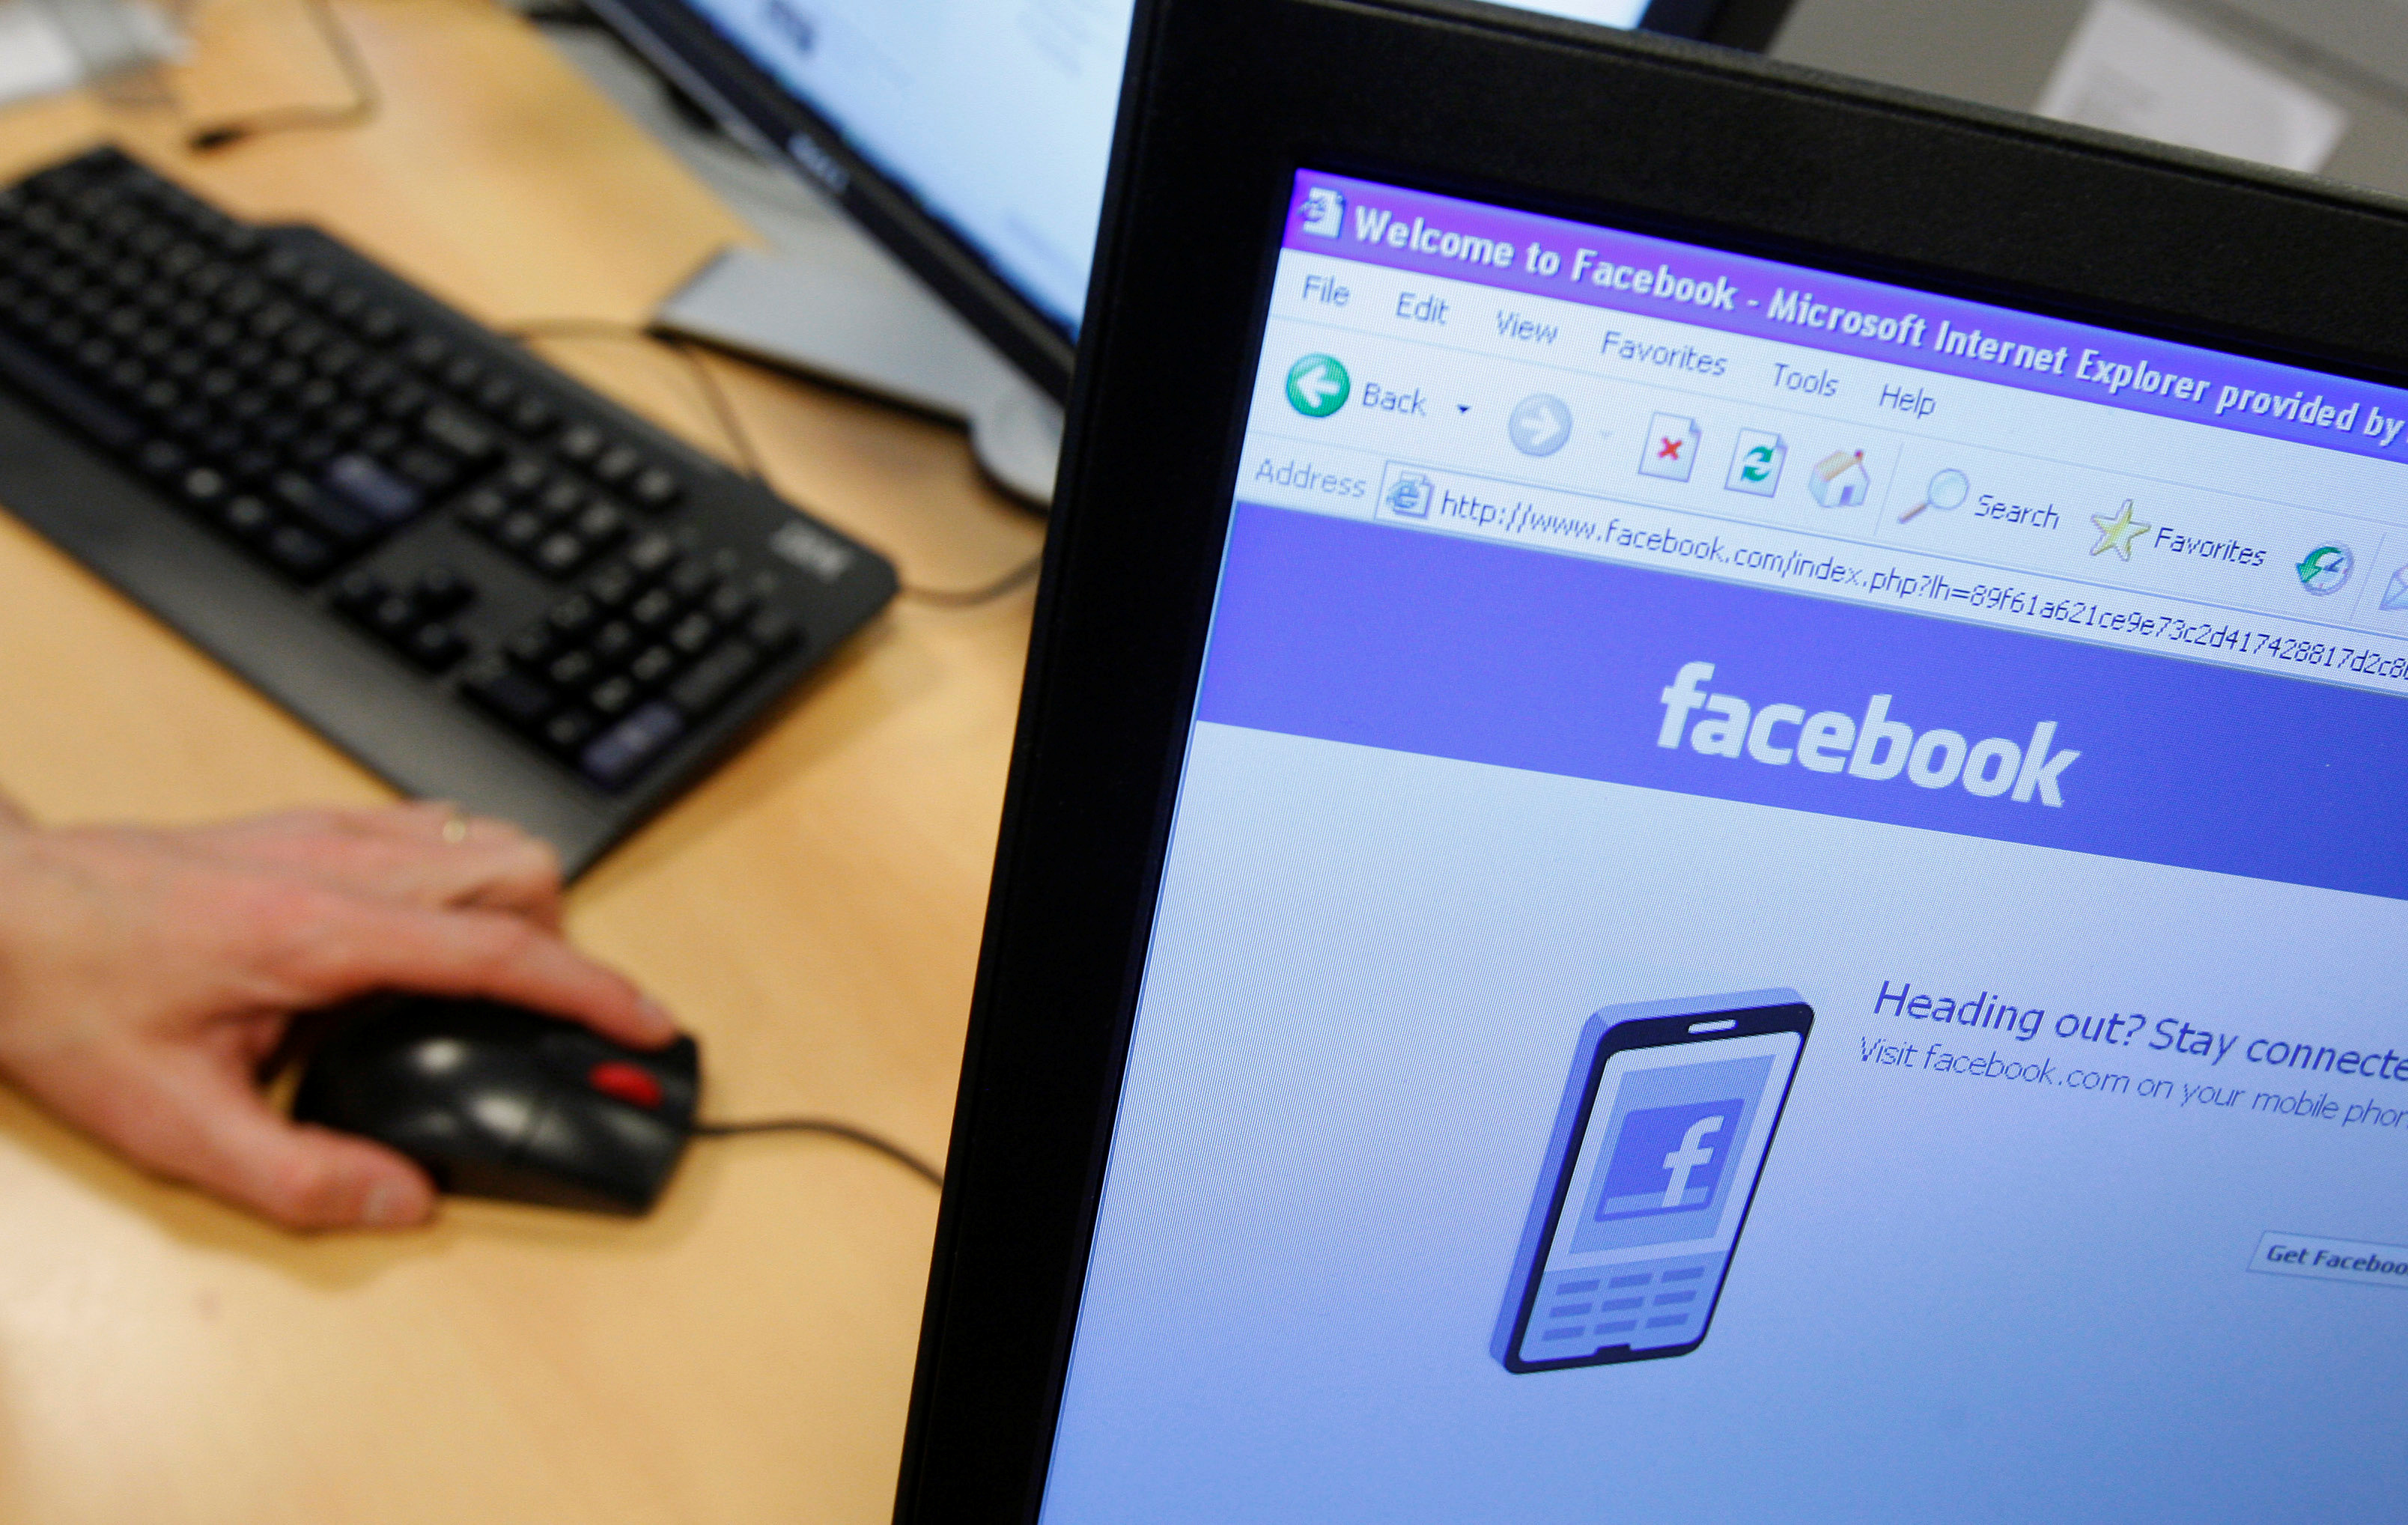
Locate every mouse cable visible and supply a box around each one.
[690,1117,943,1188]
[506,318,764,479]
[183,0,381,153]
[506,318,1045,609]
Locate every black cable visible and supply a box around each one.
[690,1117,943,1187]
[507,318,1045,608]
[898,552,1044,608]
[505,318,764,478]
[186,0,380,153]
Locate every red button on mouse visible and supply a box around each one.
[588,1061,664,1110]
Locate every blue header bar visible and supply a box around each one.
[1286,171,2408,469]
[1200,503,2408,903]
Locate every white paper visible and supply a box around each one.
[0,0,85,107]
[2037,0,2349,173]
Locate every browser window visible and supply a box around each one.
[1039,171,2408,1519]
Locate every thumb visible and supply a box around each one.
[189,1100,440,1232]
[38,1041,437,1231]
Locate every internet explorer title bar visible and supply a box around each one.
[1284,171,2408,468]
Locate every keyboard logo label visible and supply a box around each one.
[770,521,856,582]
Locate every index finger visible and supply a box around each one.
[271,897,677,1049]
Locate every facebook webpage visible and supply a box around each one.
[1040,171,2408,1521]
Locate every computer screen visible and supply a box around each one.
[624,0,1727,389]
[669,0,1138,338]
[1035,168,2408,1517]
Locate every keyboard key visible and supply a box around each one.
[589,675,637,718]
[323,453,423,523]
[412,565,473,615]
[176,465,229,508]
[578,700,684,789]
[404,623,465,674]
[667,561,714,603]
[507,395,556,436]
[264,523,334,579]
[592,442,642,485]
[574,499,626,546]
[744,610,800,654]
[629,466,680,510]
[557,421,604,463]
[627,645,676,688]
[629,586,678,630]
[273,472,377,548]
[591,620,637,663]
[626,532,676,576]
[547,649,597,690]
[378,381,429,421]
[587,562,638,609]
[547,592,598,638]
[536,477,586,520]
[505,624,556,666]
[541,710,596,756]
[534,531,588,578]
[219,494,273,542]
[356,305,403,344]
[460,656,556,729]
[705,581,754,624]
[421,404,496,461]
[394,445,459,493]
[454,486,508,531]
[669,639,758,718]
[499,455,547,498]
[331,568,388,616]
[0,326,143,448]
[497,510,544,550]
[368,593,419,639]
[668,611,716,657]
[344,356,399,400]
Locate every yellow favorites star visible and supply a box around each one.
[2089,499,2151,560]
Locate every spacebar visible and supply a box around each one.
[0,329,142,451]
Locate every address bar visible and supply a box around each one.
[1369,461,2408,695]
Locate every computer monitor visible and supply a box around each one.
[893,0,2408,1517]
[575,0,1793,502]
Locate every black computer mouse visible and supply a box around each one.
[291,995,700,1215]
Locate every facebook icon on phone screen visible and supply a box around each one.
[1495,991,1810,1374]
[1597,1101,1742,1220]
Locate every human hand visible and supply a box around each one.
[0,801,675,1231]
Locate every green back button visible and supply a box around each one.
[1286,353,1350,418]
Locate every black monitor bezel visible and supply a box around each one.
[577,0,1793,404]
[896,2,2408,1521]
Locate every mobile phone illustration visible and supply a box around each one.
[1493,990,1812,1373]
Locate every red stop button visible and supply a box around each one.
[588,1061,664,1110]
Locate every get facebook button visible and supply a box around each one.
[2249,1231,2408,1290]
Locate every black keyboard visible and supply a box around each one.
[0,146,895,874]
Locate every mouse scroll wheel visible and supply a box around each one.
[587,1061,665,1110]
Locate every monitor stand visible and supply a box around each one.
[536,21,1063,507]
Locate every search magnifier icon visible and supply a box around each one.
[1900,468,1969,523]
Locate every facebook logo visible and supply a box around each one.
[1596,1100,1742,1220]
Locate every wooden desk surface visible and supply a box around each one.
[0,4,1042,1519]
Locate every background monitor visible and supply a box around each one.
[574,0,1795,502]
